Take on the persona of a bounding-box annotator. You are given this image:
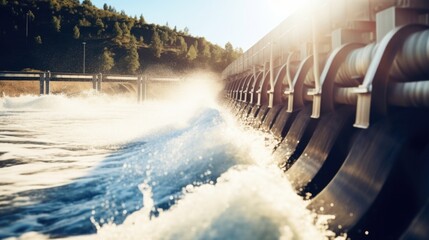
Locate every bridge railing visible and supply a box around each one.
[0,71,184,102]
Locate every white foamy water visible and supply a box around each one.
[0,77,332,240]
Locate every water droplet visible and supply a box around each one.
[338,225,342,229]
[122,210,127,215]
[319,207,324,212]
[364,231,369,235]
[169,195,174,200]
[330,203,334,207]
[349,212,354,217]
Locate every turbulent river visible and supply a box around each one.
[0,79,332,239]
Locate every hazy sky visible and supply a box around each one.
[91,0,309,51]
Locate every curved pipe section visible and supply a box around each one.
[354,24,429,128]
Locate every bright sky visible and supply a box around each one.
[91,0,309,51]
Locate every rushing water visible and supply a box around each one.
[0,79,331,240]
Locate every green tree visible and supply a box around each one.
[95,18,104,35]
[124,36,140,73]
[121,22,130,38]
[52,16,61,32]
[108,5,116,13]
[211,45,223,63]
[27,10,35,21]
[177,36,187,56]
[139,14,145,24]
[73,25,80,39]
[160,30,169,44]
[150,31,163,58]
[49,0,60,11]
[100,47,114,72]
[103,3,108,10]
[113,22,122,38]
[34,35,42,44]
[186,45,197,61]
[200,38,211,61]
[168,32,177,45]
[82,0,93,7]
[78,18,91,27]
[0,0,7,6]
[95,18,104,29]
[224,42,234,63]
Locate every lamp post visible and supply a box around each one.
[82,42,86,73]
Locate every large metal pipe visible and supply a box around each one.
[336,30,429,87]
[387,80,429,107]
[334,80,429,108]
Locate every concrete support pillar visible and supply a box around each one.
[39,72,45,95]
[143,76,148,101]
[268,42,274,108]
[311,11,321,119]
[137,75,143,103]
[97,73,102,92]
[92,75,97,91]
[45,71,50,95]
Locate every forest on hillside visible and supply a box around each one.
[0,0,243,74]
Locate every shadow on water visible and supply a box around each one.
[0,108,238,239]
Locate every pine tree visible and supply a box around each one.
[34,35,42,44]
[100,48,114,72]
[124,36,140,73]
[160,30,169,44]
[73,25,80,39]
[28,10,35,21]
[103,3,108,10]
[52,16,61,32]
[224,42,234,63]
[96,18,104,35]
[95,18,104,29]
[211,45,223,63]
[186,45,197,61]
[121,22,130,38]
[139,14,145,24]
[200,38,211,60]
[113,22,122,38]
[177,36,187,56]
[150,31,163,58]
[82,0,93,7]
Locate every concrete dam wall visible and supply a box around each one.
[221,0,429,239]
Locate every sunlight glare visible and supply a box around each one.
[267,0,314,17]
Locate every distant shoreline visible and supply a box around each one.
[0,81,136,97]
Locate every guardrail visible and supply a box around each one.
[0,71,183,102]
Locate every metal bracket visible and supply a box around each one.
[285,55,313,112]
[353,24,428,129]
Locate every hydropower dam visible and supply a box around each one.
[0,0,429,239]
[222,0,429,239]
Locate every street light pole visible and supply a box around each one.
[82,42,86,73]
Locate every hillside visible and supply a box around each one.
[0,0,242,74]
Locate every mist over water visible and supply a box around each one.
[0,76,330,239]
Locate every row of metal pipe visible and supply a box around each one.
[224,25,429,129]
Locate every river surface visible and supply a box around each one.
[0,80,332,239]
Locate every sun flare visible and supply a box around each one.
[267,0,314,18]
